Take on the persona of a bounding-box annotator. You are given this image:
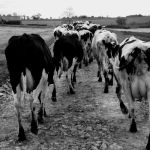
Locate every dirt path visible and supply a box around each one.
[0,61,149,150]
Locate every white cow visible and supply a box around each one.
[92,29,118,93]
[78,29,93,66]
[113,36,150,149]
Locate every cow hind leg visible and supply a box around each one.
[97,61,102,82]
[38,105,44,124]
[123,87,137,132]
[103,71,109,93]
[38,75,50,122]
[130,119,137,132]
[114,74,128,115]
[18,124,26,141]
[13,88,26,141]
[38,103,47,122]
[146,91,150,149]
[66,74,75,94]
[30,98,38,134]
[37,92,44,124]
[97,70,100,77]
[129,109,137,132]
[146,134,150,149]
[72,64,78,83]
[51,84,57,102]
[31,106,38,134]
[116,85,128,114]
[16,105,26,141]
[108,70,113,86]
[98,71,102,82]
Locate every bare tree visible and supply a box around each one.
[32,13,41,20]
[64,7,74,18]
[62,7,74,24]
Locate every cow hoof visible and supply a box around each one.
[128,114,131,118]
[70,90,75,94]
[98,77,102,82]
[73,78,76,83]
[146,143,150,150]
[120,102,128,114]
[89,58,93,63]
[38,116,44,124]
[51,97,57,102]
[79,63,82,68]
[97,71,100,77]
[44,109,47,117]
[31,120,38,135]
[104,87,108,93]
[18,127,26,142]
[38,108,44,124]
[18,135,26,142]
[109,81,113,86]
[68,88,75,94]
[116,86,120,94]
[31,126,38,135]
[85,62,88,66]
[130,119,137,133]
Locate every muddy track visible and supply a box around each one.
[0,57,149,150]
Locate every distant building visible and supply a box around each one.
[0,15,21,24]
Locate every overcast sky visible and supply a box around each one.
[0,0,150,18]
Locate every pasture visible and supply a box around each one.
[0,26,150,150]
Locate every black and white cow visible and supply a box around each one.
[79,29,93,66]
[53,26,68,40]
[53,25,79,41]
[52,34,83,96]
[92,29,118,93]
[113,36,150,149]
[5,33,55,141]
[61,24,74,30]
[88,24,103,35]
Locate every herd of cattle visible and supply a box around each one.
[4,21,150,149]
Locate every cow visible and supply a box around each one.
[53,26,68,40]
[65,30,80,41]
[52,34,83,96]
[61,24,74,30]
[78,29,93,66]
[5,33,55,141]
[91,29,118,93]
[88,24,103,35]
[112,36,150,149]
[53,25,79,41]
